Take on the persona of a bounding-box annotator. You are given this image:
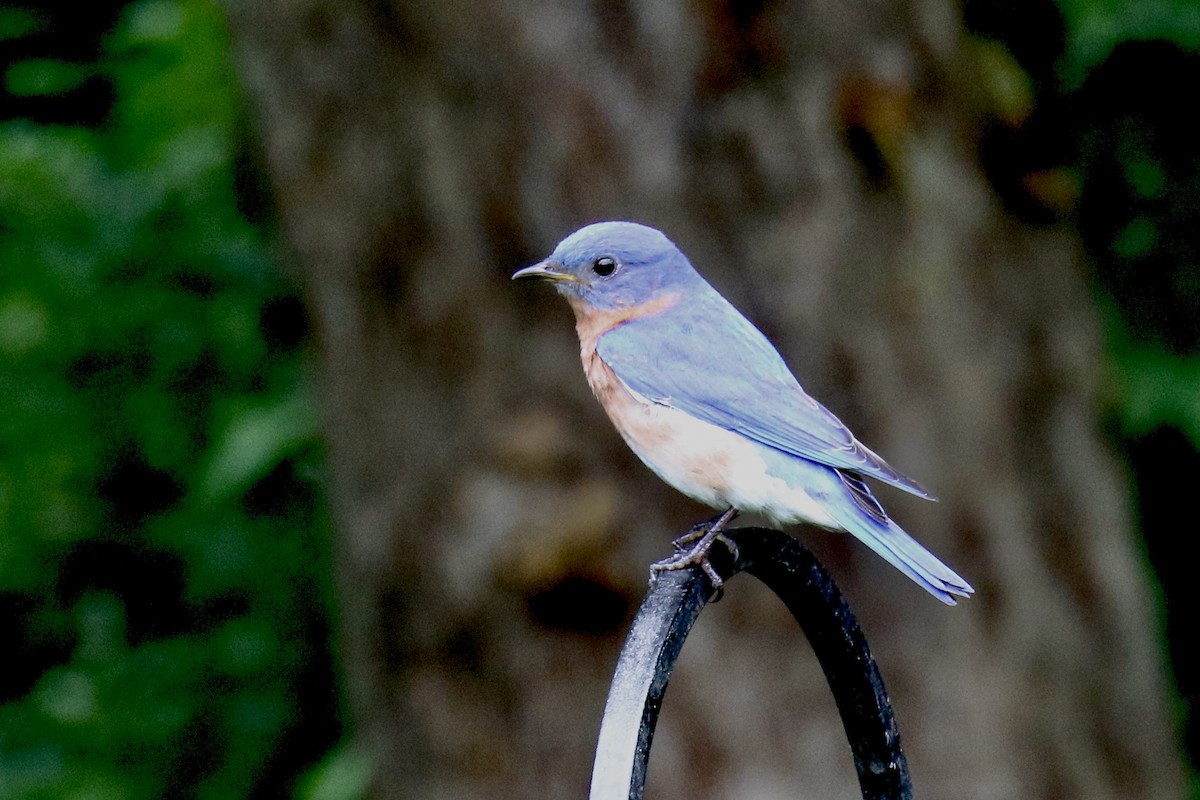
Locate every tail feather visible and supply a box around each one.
[824,490,974,605]
[869,520,974,604]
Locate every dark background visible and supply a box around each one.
[2,0,1198,797]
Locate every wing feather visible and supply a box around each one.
[596,298,934,500]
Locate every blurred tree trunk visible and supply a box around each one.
[227,1,1184,798]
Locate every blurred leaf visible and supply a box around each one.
[0,292,50,356]
[123,0,187,44]
[202,388,318,499]
[1114,343,1200,447]
[1126,155,1167,199]
[0,7,44,41]
[34,668,98,725]
[1058,0,1200,85]
[5,60,91,97]
[1112,215,1158,260]
[296,745,374,800]
[968,37,1035,125]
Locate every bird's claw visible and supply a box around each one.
[650,546,725,582]
[671,519,713,551]
[651,507,740,599]
[670,509,740,551]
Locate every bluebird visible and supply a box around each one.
[513,222,973,604]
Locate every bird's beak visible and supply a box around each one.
[512,261,572,283]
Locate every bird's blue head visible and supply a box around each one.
[513,221,703,312]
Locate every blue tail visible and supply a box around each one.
[825,471,974,605]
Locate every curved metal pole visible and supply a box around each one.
[588,527,912,800]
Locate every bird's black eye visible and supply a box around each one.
[592,256,617,277]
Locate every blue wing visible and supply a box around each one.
[595,295,935,500]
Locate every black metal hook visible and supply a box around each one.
[588,527,912,800]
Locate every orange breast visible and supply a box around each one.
[563,293,742,507]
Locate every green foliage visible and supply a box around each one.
[1051,2,1200,791]
[4,59,92,96]
[1051,1,1200,451]
[1113,332,1200,446]
[0,1,338,797]
[296,746,374,800]
[1057,0,1200,86]
[0,6,42,41]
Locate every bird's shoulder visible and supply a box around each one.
[596,291,798,390]
[568,290,685,359]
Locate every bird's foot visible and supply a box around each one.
[671,508,741,553]
[651,507,739,595]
